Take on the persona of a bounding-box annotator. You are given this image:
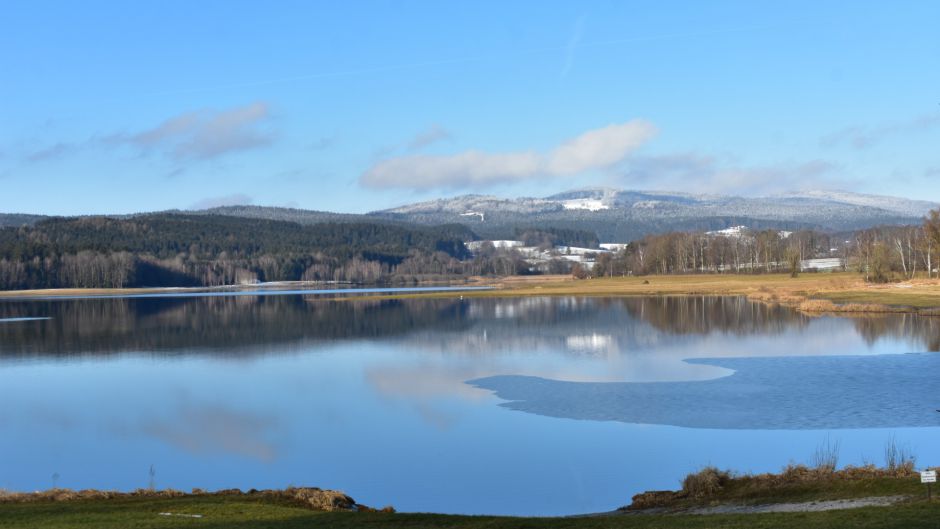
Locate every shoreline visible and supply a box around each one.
[3,276,938,527]
[1,471,933,528]
[339,273,940,315]
[0,282,490,300]
[3,273,940,314]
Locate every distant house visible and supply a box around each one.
[464,240,524,251]
[800,258,844,271]
[600,243,628,252]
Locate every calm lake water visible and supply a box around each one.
[1,293,939,515]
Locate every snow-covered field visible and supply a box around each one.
[560,199,608,211]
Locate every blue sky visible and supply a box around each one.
[2,0,938,215]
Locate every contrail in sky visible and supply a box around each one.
[146,25,774,97]
[561,15,587,78]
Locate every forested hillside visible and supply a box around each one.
[376,188,934,241]
[0,213,46,228]
[0,214,479,289]
[2,207,937,291]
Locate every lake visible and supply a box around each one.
[1,292,938,516]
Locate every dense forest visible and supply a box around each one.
[1,209,939,290]
[0,215,480,289]
[514,227,599,249]
[0,214,614,290]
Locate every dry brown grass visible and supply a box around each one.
[10,272,940,314]
[0,486,363,512]
[337,272,940,313]
[796,299,906,313]
[681,467,734,499]
[748,462,918,487]
[0,488,185,503]
[625,463,924,511]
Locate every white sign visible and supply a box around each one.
[921,470,937,483]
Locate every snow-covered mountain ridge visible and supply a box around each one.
[374,188,938,242]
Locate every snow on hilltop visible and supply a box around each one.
[380,188,937,221]
[561,199,609,211]
[776,190,938,218]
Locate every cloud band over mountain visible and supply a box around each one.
[360,120,656,189]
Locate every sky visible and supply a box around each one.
[1,0,939,215]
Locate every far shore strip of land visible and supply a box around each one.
[5,273,940,315]
[339,273,940,315]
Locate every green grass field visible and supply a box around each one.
[3,477,940,529]
[2,494,939,529]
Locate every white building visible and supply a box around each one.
[464,240,524,251]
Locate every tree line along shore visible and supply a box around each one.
[2,210,940,295]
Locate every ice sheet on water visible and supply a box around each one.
[470,353,940,430]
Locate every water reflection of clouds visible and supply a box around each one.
[0,403,78,432]
[361,300,933,427]
[135,403,279,463]
[4,295,940,514]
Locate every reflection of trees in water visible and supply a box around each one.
[618,296,809,336]
[390,297,814,357]
[0,297,471,359]
[851,314,940,352]
[625,297,940,351]
[2,294,938,360]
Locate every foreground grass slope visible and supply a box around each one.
[2,494,939,529]
[4,472,940,529]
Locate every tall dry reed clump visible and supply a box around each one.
[884,436,917,476]
[681,466,733,499]
[810,437,840,474]
[626,436,925,511]
[627,467,734,510]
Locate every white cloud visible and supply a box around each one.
[361,119,655,189]
[618,154,844,194]
[362,151,541,188]
[25,142,75,162]
[408,124,452,151]
[18,103,274,166]
[547,121,655,175]
[113,102,274,160]
[821,112,940,149]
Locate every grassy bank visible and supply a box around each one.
[6,273,940,314]
[626,463,926,510]
[3,434,938,529]
[1,488,938,529]
[337,273,940,313]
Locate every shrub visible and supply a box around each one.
[681,467,732,499]
[811,437,841,474]
[885,436,917,475]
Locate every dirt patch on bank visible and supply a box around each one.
[686,495,909,514]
